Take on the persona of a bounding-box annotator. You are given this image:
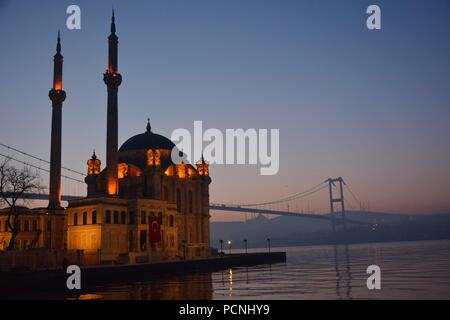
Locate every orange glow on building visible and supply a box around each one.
[118,163,128,179]
[87,158,101,175]
[196,160,209,176]
[164,166,174,177]
[176,163,187,179]
[54,81,62,90]
[147,149,161,167]
[107,181,117,195]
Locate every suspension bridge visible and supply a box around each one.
[0,142,369,227]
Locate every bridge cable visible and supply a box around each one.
[0,142,86,177]
[0,152,85,184]
[235,181,328,207]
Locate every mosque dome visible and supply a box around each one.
[119,120,175,152]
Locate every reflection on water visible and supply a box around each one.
[63,239,450,300]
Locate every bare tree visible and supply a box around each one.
[0,158,44,250]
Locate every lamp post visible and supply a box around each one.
[182,240,186,260]
[227,240,232,254]
[244,239,248,254]
[267,238,271,253]
[219,239,223,254]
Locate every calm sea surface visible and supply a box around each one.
[66,239,450,300]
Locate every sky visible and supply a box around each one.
[0,0,449,220]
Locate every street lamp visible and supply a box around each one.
[227,240,232,254]
[244,239,248,254]
[267,238,271,253]
[219,239,223,254]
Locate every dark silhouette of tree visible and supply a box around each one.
[0,159,44,250]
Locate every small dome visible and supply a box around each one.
[119,120,175,152]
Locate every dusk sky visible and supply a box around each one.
[0,0,450,219]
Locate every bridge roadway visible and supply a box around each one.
[6,193,368,225]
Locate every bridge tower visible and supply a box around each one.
[327,177,347,232]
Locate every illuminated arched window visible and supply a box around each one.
[118,163,129,179]
[87,152,101,175]
[177,163,187,179]
[147,149,161,166]
[196,156,209,176]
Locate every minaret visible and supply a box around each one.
[48,31,66,210]
[103,10,122,195]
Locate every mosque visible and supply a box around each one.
[0,12,212,265]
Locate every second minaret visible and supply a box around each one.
[48,31,66,209]
[103,10,122,195]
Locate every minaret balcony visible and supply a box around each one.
[103,72,122,87]
[48,89,66,103]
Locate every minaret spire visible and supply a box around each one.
[48,31,66,210]
[104,10,122,196]
[107,9,118,73]
[111,8,116,34]
[56,30,61,54]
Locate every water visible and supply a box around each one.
[65,239,450,299]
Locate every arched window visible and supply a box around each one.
[24,220,30,232]
[169,215,174,227]
[141,211,147,224]
[105,210,111,224]
[92,211,97,224]
[83,212,87,225]
[121,211,126,224]
[158,212,163,225]
[32,220,38,232]
[129,211,135,225]
[188,190,193,213]
[176,189,182,213]
[73,213,78,226]
[114,211,119,224]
